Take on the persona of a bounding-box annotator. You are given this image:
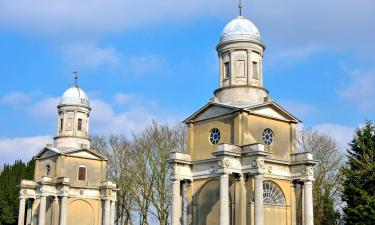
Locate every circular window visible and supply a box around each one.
[209,128,221,145]
[263,128,274,146]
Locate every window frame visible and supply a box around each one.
[77,165,87,181]
[77,118,83,131]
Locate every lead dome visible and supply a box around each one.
[59,85,90,108]
[219,16,261,45]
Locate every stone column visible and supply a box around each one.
[304,181,314,225]
[220,173,229,225]
[171,179,181,225]
[60,196,68,225]
[110,200,116,225]
[26,199,33,225]
[104,199,111,225]
[18,197,26,225]
[254,174,264,225]
[38,196,46,225]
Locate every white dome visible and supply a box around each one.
[220,16,261,44]
[59,86,90,108]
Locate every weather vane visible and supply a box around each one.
[73,71,78,86]
[239,0,243,16]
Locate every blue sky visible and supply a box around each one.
[0,0,374,164]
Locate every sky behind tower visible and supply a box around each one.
[0,0,374,164]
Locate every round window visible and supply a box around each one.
[209,128,221,145]
[262,128,274,146]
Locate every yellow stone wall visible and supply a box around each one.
[189,111,297,161]
[67,198,101,225]
[34,155,107,186]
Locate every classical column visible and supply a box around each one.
[60,196,68,225]
[18,197,26,225]
[254,174,264,225]
[171,179,181,225]
[104,199,111,225]
[220,173,229,225]
[304,180,314,225]
[110,201,116,225]
[26,199,33,225]
[38,196,46,225]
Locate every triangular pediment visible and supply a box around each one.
[183,102,239,123]
[34,147,60,159]
[63,148,107,160]
[245,102,300,123]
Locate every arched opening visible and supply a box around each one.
[67,200,95,225]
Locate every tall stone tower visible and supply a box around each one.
[169,14,316,225]
[18,82,117,225]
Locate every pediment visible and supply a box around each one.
[246,102,300,123]
[184,102,239,123]
[64,149,107,160]
[35,147,60,159]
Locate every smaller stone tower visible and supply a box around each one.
[17,81,117,225]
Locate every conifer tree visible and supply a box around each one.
[0,160,34,225]
[342,121,375,224]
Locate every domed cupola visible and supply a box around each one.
[214,12,268,105]
[59,85,90,109]
[219,16,261,45]
[54,76,91,150]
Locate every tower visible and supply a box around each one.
[17,81,117,225]
[169,11,316,225]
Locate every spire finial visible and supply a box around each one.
[73,71,78,86]
[239,0,243,16]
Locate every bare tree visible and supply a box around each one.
[91,121,186,225]
[298,127,344,225]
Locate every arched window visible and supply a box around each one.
[263,181,286,205]
[251,180,286,206]
[78,166,87,181]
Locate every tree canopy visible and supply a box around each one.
[0,160,34,225]
[342,121,375,224]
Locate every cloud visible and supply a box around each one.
[0,0,231,35]
[128,54,167,75]
[0,92,31,106]
[115,93,140,105]
[62,43,122,69]
[267,46,325,67]
[1,1,374,58]
[337,69,375,111]
[313,123,355,151]
[29,97,60,119]
[91,93,178,135]
[279,100,316,118]
[0,135,52,165]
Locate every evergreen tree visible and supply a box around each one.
[0,160,34,225]
[342,121,375,225]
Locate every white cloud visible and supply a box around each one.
[62,43,122,69]
[1,0,374,59]
[279,100,316,119]
[90,98,166,136]
[29,97,60,119]
[267,46,325,67]
[337,69,375,111]
[0,135,52,165]
[313,123,355,151]
[128,54,167,75]
[0,91,31,106]
[115,93,140,105]
[0,0,230,35]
